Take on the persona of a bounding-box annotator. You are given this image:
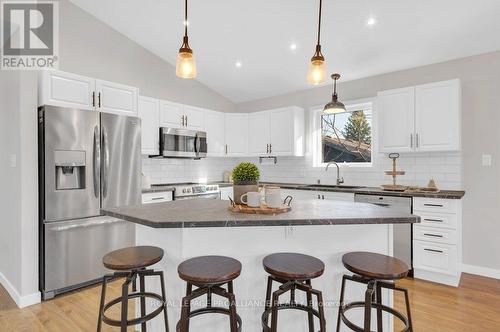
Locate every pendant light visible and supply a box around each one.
[307,0,326,85]
[323,73,346,114]
[176,0,197,79]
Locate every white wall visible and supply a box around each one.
[59,0,234,112]
[236,51,500,273]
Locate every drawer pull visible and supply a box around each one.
[424,203,444,207]
[424,218,443,222]
[424,248,444,253]
[151,197,165,201]
[424,233,443,238]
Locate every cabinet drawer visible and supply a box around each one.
[413,240,458,275]
[414,198,458,214]
[142,191,173,204]
[414,225,457,244]
[415,212,458,229]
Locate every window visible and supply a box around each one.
[319,102,373,165]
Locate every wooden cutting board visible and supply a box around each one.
[228,204,291,215]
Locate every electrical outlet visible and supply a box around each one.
[482,154,492,167]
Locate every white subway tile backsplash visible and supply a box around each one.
[141,151,462,190]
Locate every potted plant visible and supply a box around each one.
[232,162,260,204]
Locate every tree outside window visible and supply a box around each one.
[321,108,372,164]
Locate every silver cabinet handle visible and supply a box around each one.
[151,197,165,201]
[102,126,109,198]
[424,218,443,223]
[181,115,184,126]
[317,195,321,199]
[98,92,101,108]
[410,134,413,148]
[225,144,228,155]
[185,115,188,127]
[424,248,443,253]
[92,91,96,108]
[424,203,444,207]
[93,126,100,198]
[416,133,419,148]
[322,195,325,199]
[423,233,444,238]
[269,143,272,153]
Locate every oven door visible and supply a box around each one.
[160,127,198,158]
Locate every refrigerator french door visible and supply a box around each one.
[39,106,140,299]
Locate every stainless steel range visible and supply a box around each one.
[173,183,221,200]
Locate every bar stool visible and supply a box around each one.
[97,246,169,332]
[177,255,242,332]
[336,251,413,332]
[262,253,327,332]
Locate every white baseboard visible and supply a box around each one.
[0,271,41,308]
[462,264,500,280]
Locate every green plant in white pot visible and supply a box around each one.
[232,162,260,205]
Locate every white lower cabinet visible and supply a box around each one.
[142,191,173,204]
[413,197,462,286]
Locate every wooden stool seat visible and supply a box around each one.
[178,255,242,285]
[263,253,325,280]
[102,246,164,271]
[342,251,409,280]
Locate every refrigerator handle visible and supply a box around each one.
[102,126,110,198]
[93,126,100,198]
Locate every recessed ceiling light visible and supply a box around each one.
[290,43,297,51]
[235,61,242,68]
[366,17,376,27]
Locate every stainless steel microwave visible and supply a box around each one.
[158,127,207,159]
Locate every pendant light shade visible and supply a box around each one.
[324,74,346,114]
[307,0,327,85]
[176,0,197,79]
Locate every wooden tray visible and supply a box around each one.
[380,184,408,192]
[228,204,291,215]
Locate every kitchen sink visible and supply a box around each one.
[302,184,366,189]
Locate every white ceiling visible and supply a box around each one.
[69,0,500,103]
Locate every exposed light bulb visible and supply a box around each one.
[235,61,242,68]
[290,43,297,51]
[307,59,326,85]
[176,51,197,78]
[366,17,376,27]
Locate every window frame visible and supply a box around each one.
[311,98,375,168]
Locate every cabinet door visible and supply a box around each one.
[138,96,160,155]
[183,105,205,130]
[377,87,415,153]
[270,108,294,155]
[205,110,226,156]
[38,70,95,110]
[95,79,138,116]
[159,100,183,128]
[415,80,460,152]
[248,111,270,155]
[224,113,248,156]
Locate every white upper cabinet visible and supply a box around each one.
[95,79,138,116]
[378,87,415,153]
[138,96,160,155]
[378,79,461,153]
[204,110,226,157]
[39,70,96,110]
[248,111,270,155]
[183,105,205,130]
[270,107,304,156]
[160,100,184,128]
[38,70,139,116]
[415,80,461,152]
[224,113,248,156]
[247,107,305,156]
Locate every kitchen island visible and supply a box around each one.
[102,199,419,332]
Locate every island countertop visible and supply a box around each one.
[102,199,420,228]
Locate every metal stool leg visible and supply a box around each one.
[139,272,147,332]
[97,274,112,332]
[158,271,170,332]
[315,287,327,332]
[262,277,273,332]
[305,279,315,332]
[336,275,347,332]
[376,281,383,332]
[227,291,238,332]
[402,287,413,332]
[120,275,132,332]
[364,281,375,332]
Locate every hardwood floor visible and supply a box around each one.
[0,273,499,331]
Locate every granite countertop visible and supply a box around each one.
[102,199,420,228]
[221,182,465,199]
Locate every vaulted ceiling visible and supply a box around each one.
[69,0,500,103]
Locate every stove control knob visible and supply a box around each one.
[182,189,187,193]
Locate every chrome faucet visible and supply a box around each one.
[325,162,344,185]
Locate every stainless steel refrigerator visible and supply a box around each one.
[38,105,141,299]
